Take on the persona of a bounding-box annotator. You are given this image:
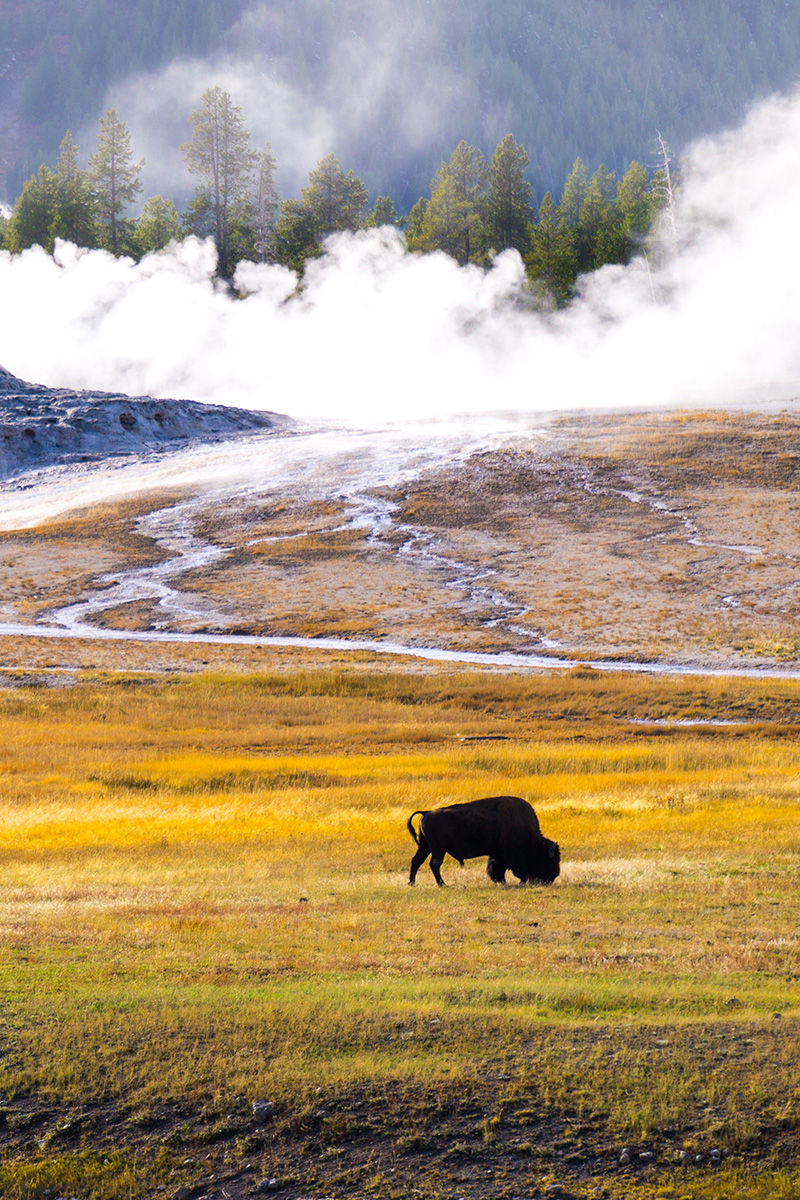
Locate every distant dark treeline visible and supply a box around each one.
[7,0,245,191]
[4,0,800,206]
[0,90,671,304]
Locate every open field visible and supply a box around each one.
[1,404,800,1197]
[1,667,800,1198]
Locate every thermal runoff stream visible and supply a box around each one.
[0,416,568,668]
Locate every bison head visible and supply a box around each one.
[522,837,560,884]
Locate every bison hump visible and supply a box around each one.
[442,795,539,828]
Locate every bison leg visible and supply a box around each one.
[429,855,446,886]
[510,861,536,884]
[486,857,507,884]
[409,835,431,885]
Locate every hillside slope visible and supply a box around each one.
[0,0,244,197]
[2,0,800,205]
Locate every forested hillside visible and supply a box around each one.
[2,0,800,206]
[1,0,245,195]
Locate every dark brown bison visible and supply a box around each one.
[406,795,560,887]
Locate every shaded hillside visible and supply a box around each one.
[2,0,800,205]
[0,0,246,195]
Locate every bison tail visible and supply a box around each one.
[406,811,426,844]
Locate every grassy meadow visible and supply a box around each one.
[1,666,800,1198]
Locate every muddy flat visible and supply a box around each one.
[0,403,799,674]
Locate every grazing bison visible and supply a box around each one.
[406,795,560,887]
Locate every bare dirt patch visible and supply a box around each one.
[0,492,184,621]
[167,405,800,668]
[383,406,800,666]
[3,405,800,671]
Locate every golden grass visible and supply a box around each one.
[2,667,800,1197]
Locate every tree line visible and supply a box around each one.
[0,86,670,304]
[8,0,799,209]
[10,0,246,191]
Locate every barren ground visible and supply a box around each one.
[1,405,798,672]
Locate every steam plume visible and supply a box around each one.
[2,90,800,425]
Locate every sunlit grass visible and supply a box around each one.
[2,667,800,1196]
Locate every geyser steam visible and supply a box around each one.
[3,89,800,424]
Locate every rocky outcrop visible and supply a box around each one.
[0,366,290,480]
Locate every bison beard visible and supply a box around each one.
[406,795,560,887]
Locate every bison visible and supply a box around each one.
[406,795,560,887]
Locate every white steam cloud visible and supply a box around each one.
[102,56,335,199]
[91,1,468,201]
[3,90,800,425]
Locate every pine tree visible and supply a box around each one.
[558,157,589,227]
[252,145,279,261]
[609,159,656,263]
[11,166,58,251]
[486,133,533,255]
[89,108,144,253]
[134,194,181,254]
[273,199,318,273]
[527,190,577,305]
[271,154,368,270]
[182,86,256,277]
[404,197,428,248]
[616,162,652,238]
[301,153,369,237]
[417,141,488,265]
[577,164,618,270]
[50,132,96,247]
[418,173,462,260]
[366,195,401,228]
